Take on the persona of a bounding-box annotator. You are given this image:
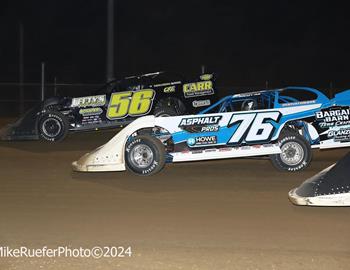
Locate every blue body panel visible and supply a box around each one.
[169,87,350,149]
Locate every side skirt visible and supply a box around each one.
[170,144,281,162]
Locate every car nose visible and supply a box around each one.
[0,125,11,140]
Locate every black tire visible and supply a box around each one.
[38,111,69,142]
[270,129,312,172]
[154,106,178,117]
[125,135,166,176]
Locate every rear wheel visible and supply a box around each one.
[154,98,185,117]
[154,106,178,117]
[38,111,69,142]
[125,135,166,176]
[270,129,312,172]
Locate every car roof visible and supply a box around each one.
[232,89,276,98]
[231,86,327,99]
[199,86,329,114]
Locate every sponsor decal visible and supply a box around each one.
[71,95,106,108]
[192,99,211,108]
[79,107,103,116]
[233,91,261,98]
[315,106,350,128]
[183,80,214,98]
[263,144,275,148]
[327,128,350,142]
[281,100,316,107]
[179,116,222,133]
[187,136,217,147]
[152,81,181,88]
[219,147,232,152]
[81,115,102,125]
[163,86,176,93]
[187,138,196,146]
[179,116,221,126]
[200,73,213,81]
[205,148,217,152]
[199,125,219,132]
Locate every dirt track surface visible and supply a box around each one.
[0,123,349,269]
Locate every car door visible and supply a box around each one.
[157,96,281,152]
[70,86,111,129]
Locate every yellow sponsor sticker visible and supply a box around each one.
[200,73,213,81]
[183,81,214,98]
[79,107,103,116]
[164,86,176,93]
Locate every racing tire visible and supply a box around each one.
[270,130,312,172]
[38,111,69,142]
[125,135,166,176]
[154,106,178,117]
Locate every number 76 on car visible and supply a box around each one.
[73,87,350,176]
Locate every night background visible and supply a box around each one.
[1,2,350,269]
[1,1,350,90]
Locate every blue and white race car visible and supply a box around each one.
[73,87,350,175]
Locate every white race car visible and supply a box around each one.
[72,87,350,176]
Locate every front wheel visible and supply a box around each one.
[125,135,166,176]
[270,130,312,172]
[38,111,69,142]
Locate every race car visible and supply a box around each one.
[0,72,217,142]
[289,152,350,206]
[72,86,350,176]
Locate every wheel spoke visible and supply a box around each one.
[280,142,304,166]
[42,118,62,138]
[130,144,154,168]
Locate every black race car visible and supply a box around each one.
[0,71,218,142]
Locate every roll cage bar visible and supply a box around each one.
[199,87,329,114]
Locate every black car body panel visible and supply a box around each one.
[1,71,219,141]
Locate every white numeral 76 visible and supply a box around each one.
[228,112,281,144]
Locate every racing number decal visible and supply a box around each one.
[107,92,131,118]
[228,112,281,144]
[107,89,155,119]
[228,113,256,143]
